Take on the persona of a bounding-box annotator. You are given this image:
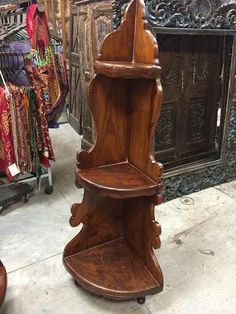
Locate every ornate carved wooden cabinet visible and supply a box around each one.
[64,0,164,302]
[69,0,113,144]
[69,0,236,200]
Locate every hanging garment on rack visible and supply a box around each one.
[1,4,68,126]
[26,4,61,117]
[0,87,15,180]
[39,53,69,124]
[0,51,31,87]
[0,84,55,180]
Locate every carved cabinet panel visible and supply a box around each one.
[155,34,231,169]
[69,6,82,133]
[68,0,113,141]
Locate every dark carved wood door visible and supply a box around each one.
[155,34,231,169]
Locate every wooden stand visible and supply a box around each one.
[63,0,164,302]
[0,261,7,308]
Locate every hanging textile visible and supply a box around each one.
[0,87,15,180]
[0,84,55,181]
[26,4,61,118]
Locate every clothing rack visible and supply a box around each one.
[0,51,54,210]
[0,6,27,42]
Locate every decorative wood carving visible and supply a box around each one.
[113,0,236,30]
[145,0,236,29]
[156,105,177,149]
[187,97,207,142]
[64,0,164,302]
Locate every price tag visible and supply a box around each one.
[8,164,20,177]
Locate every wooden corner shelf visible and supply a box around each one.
[76,162,157,198]
[94,61,161,79]
[64,0,164,304]
[64,238,161,300]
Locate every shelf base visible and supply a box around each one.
[64,238,162,300]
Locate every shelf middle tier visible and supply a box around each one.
[76,162,157,198]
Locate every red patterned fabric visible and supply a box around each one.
[26,4,61,116]
[0,87,15,180]
[26,4,50,57]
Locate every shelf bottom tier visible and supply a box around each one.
[64,238,161,300]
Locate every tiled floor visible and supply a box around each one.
[0,124,236,314]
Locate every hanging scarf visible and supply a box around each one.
[26,4,61,116]
[0,87,16,180]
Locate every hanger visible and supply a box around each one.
[0,69,10,97]
[0,52,31,87]
[37,0,45,13]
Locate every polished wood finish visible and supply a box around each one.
[0,261,7,308]
[64,238,161,300]
[77,162,158,199]
[64,0,163,302]
[94,61,161,79]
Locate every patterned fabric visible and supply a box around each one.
[0,85,55,180]
[46,53,69,123]
[0,87,15,180]
[26,4,61,117]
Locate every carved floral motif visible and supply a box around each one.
[188,98,206,142]
[156,108,176,148]
[145,0,236,29]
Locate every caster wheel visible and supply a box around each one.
[137,297,146,304]
[45,185,53,195]
[22,194,29,203]
[74,280,80,287]
[0,206,3,212]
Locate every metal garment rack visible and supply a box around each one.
[0,51,54,210]
[0,6,27,42]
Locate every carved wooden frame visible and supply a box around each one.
[145,0,236,30]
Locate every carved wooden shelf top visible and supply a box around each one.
[76,162,158,198]
[64,238,161,300]
[94,61,161,79]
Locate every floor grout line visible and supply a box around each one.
[214,185,236,200]
[144,304,152,313]
[8,251,63,275]
[163,212,221,245]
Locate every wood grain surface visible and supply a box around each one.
[65,238,161,300]
[77,162,158,198]
[64,0,164,301]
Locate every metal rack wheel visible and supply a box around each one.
[137,297,146,304]
[22,194,30,203]
[45,185,53,195]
